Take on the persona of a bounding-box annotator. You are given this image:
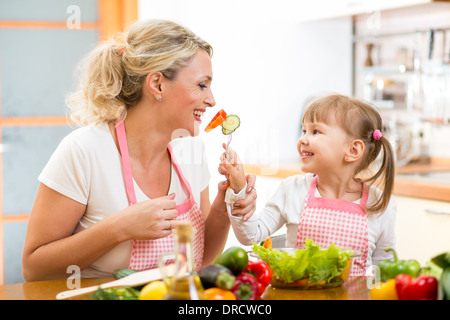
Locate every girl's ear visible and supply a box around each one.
[345,139,365,163]
[145,71,164,101]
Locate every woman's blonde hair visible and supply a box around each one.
[302,94,395,214]
[66,19,213,125]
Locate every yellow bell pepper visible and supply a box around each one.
[369,279,398,300]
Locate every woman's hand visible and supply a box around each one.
[115,193,178,241]
[232,173,257,221]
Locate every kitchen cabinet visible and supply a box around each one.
[394,195,450,265]
[353,2,450,114]
[352,2,450,164]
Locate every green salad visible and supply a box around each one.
[252,239,354,284]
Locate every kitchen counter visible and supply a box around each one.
[244,158,450,202]
[0,277,113,300]
[0,276,369,300]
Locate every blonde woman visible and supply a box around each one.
[22,20,256,281]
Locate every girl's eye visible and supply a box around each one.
[313,129,320,134]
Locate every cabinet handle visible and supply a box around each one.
[425,208,450,215]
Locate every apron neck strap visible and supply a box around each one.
[308,175,370,208]
[116,119,137,205]
[167,144,194,201]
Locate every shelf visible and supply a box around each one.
[356,66,414,75]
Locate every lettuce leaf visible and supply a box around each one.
[252,239,353,284]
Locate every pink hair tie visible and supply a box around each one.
[373,129,383,141]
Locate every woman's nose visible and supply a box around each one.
[205,90,216,107]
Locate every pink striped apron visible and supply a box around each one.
[115,120,205,271]
[295,175,369,276]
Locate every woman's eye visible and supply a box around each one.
[198,83,207,90]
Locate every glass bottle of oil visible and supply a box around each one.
[163,222,206,300]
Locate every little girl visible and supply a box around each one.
[221,94,397,276]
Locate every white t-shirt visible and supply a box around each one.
[38,122,210,277]
[228,173,397,267]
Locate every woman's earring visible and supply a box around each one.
[158,96,162,102]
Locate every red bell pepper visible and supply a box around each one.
[395,273,438,300]
[205,109,227,132]
[231,273,259,300]
[245,260,273,298]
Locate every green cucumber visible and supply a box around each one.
[221,115,240,135]
[214,247,248,275]
[222,127,234,135]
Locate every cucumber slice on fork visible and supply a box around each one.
[221,115,240,135]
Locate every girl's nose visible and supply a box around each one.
[298,134,307,144]
[297,137,304,152]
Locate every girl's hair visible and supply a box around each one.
[66,19,213,125]
[302,94,395,214]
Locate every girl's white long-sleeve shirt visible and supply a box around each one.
[226,173,397,267]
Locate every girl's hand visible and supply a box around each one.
[116,193,178,241]
[218,143,246,193]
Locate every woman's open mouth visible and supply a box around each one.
[193,109,205,121]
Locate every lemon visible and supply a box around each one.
[138,281,168,300]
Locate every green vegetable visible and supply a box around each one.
[88,287,140,300]
[214,247,248,275]
[222,127,234,135]
[431,252,450,269]
[113,268,138,280]
[430,252,450,300]
[112,268,144,290]
[252,239,353,284]
[441,267,450,300]
[378,248,421,282]
[221,115,240,135]
[421,260,443,279]
[198,264,236,290]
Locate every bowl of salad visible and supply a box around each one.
[251,239,360,289]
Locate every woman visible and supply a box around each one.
[22,19,256,281]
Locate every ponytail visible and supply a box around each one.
[363,134,395,214]
[66,41,127,126]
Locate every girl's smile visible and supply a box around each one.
[299,149,314,160]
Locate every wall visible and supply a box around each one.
[0,0,138,285]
